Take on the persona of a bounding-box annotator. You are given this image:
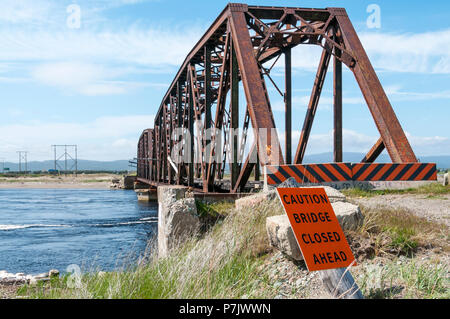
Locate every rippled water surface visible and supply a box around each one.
[0,189,157,274]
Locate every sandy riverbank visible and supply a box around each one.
[0,174,120,189]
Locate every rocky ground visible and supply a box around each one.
[261,252,330,299]
[260,185,449,299]
[0,270,59,299]
[350,193,450,227]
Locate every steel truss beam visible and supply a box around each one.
[137,3,418,193]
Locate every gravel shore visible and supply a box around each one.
[0,174,118,189]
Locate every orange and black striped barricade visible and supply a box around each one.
[266,163,353,186]
[351,163,437,182]
[266,162,437,187]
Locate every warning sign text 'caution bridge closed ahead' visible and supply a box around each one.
[276,187,356,271]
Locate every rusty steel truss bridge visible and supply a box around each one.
[136,3,437,194]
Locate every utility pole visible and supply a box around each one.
[16,151,28,174]
[51,145,78,176]
[0,158,4,174]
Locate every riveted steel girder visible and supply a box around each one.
[137,3,418,193]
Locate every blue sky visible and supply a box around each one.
[0,0,449,161]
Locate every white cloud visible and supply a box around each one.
[0,25,201,94]
[276,129,449,156]
[275,28,450,75]
[360,29,450,74]
[0,27,201,67]
[0,0,55,24]
[272,94,365,112]
[405,132,450,156]
[0,115,155,161]
[32,62,105,87]
[0,0,156,25]
[0,0,202,95]
[385,85,450,101]
[30,61,160,95]
[300,129,377,154]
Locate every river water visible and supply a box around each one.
[0,189,158,274]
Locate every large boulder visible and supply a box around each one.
[277,177,347,203]
[266,200,363,261]
[235,191,278,210]
[236,177,347,211]
[266,215,303,260]
[0,269,59,285]
[332,201,364,231]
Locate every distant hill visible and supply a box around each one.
[2,153,449,172]
[1,159,132,172]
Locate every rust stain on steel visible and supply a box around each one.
[136,3,420,193]
[294,48,331,164]
[362,137,385,163]
[229,7,285,167]
[328,8,417,163]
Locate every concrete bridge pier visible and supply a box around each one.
[135,188,157,201]
[157,186,200,258]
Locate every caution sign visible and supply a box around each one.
[276,187,356,271]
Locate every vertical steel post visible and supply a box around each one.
[162,111,166,182]
[230,41,239,189]
[284,48,292,164]
[188,71,194,186]
[334,47,343,163]
[203,45,212,191]
[166,102,173,184]
[255,154,260,181]
[156,118,161,182]
[177,82,183,185]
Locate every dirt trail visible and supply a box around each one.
[349,194,450,227]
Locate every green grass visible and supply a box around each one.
[18,199,283,299]
[16,190,449,299]
[352,205,448,257]
[357,260,449,299]
[388,227,418,256]
[18,254,270,299]
[195,200,235,218]
[342,183,450,198]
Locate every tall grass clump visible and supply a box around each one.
[351,205,448,257]
[356,260,449,299]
